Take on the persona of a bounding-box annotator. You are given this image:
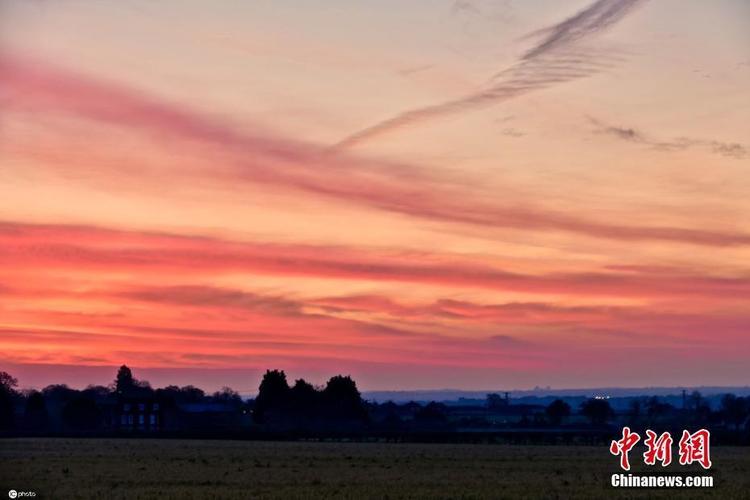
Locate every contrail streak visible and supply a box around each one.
[331,0,645,152]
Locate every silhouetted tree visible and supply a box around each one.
[645,396,659,417]
[24,391,49,431]
[211,387,243,408]
[629,399,642,421]
[62,397,101,430]
[380,401,399,414]
[41,384,77,405]
[253,370,290,423]
[545,399,571,426]
[179,386,205,403]
[402,401,422,417]
[0,372,18,392]
[414,402,447,424]
[580,398,614,426]
[681,391,710,425]
[0,371,17,430]
[290,379,320,418]
[381,412,403,430]
[115,365,135,395]
[82,385,112,402]
[376,401,403,430]
[687,391,704,411]
[721,394,748,430]
[645,397,673,424]
[323,375,366,421]
[135,380,153,390]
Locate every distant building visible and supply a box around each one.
[116,396,162,432]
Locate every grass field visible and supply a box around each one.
[0,438,747,499]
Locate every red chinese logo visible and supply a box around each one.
[610,426,640,471]
[611,428,712,470]
[643,430,673,466]
[678,429,712,469]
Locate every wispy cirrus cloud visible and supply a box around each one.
[5,54,750,248]
[332,0,646,151]
[451,0,481,17]
[589,116,748,159]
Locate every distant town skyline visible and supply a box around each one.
[1,0,749,390]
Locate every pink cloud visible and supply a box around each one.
[3,54,750,247]
[2,221,749,300]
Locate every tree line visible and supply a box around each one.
[1,368,748,444]
[0,367,369,433]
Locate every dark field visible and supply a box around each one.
[0,438,747,499]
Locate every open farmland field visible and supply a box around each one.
[0,438,747,499]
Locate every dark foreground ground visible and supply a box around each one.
[0,438,748,499]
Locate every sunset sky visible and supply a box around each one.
[1,0,749,392]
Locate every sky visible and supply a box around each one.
[1,0,749,392]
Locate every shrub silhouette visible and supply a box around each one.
[414,402,447,424]
[545,399,571,426]
[721,394,749,430]
[0,391,14,430]
[62,397,102,430]
[580,398,614,426]
[252,372,367,425]
[211,387,243,408]
[24,391,49,431]
[0,371,18,430]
